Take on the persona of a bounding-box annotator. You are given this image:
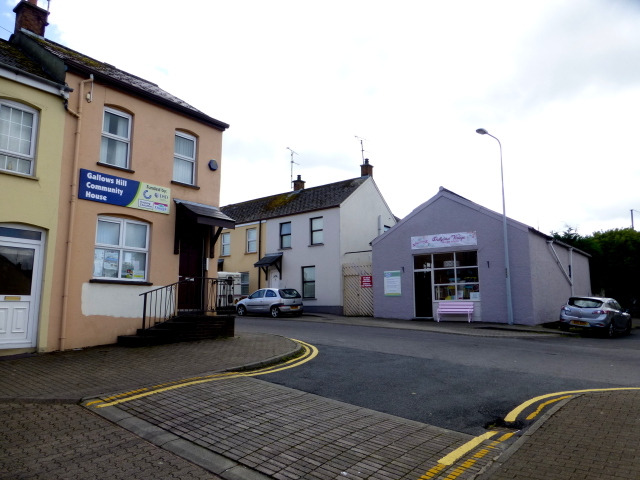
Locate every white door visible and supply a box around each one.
[270,273,280,289]
[0,226,43,349]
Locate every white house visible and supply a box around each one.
[220,161,396,315]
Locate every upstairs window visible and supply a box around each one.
[280,222,291,249]
[310,217,323,245]
[0,100,38,176]
[247,228,257,253]
[94,216,149,281]
[100,108,131,168]
[220,232,230,256]
[302,266,316,298]
[173,132,196,185]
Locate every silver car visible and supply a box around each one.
[236,288,303,318]
[559,296,632,337]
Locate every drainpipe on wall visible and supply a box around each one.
[257,221,262,289]
[59,74,94,351]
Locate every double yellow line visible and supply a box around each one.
[418,386,640,479]
[86,338,318,409]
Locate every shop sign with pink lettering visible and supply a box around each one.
[410,231,477,249]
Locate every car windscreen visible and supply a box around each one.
[569,298,603,308]
[279,289,301,299]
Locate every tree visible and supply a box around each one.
[551,226,640,315]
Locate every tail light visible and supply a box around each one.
[592,310,607,315]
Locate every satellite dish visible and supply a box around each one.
[208,160,219,171]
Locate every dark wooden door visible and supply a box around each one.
[178,226,205,310]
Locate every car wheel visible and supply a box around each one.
[270,306,280,318]
[237,305,246,316]
[606,321,616,338]
[625,319,632,336]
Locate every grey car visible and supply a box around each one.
[236,288,303,318]
[559,296,632,337]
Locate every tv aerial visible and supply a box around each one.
[286,147,299,190]
[355,136,367,162]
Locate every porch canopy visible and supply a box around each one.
[174,198,236,256]
[254,252,283,280]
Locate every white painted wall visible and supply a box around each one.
[265,208,342,310]
[340,178,397,265]
[81,283,148,318]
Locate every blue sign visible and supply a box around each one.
[78,169,171,214]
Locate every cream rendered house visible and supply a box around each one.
[220,161,396,315]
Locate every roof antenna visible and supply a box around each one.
[355,136,367,163]
[286,147,299,190]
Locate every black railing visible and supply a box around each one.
[140,277,236,331]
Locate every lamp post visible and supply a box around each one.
[476,128,514,325]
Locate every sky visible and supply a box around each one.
[2,0,640,236]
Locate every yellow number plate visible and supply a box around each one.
[570,320,589,326]
[290,306,299,310]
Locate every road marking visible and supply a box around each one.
[505,387,640,422]
[420,432,514,479]
[90,339,318,408]
[438,431,498,466]
[525,395,572,420]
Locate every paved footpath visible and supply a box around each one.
[2,318,640,479]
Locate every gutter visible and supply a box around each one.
[547,240,574,296]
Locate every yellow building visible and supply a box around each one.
[0,36,68,355]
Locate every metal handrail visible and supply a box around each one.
[139,277,235,331]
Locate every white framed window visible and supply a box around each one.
[310,217,323,245]
[173,131,196,185]
[302,266,315,298]
[100,108,131,168]
[246,228,257,253]
[220,232,230,256]
[240,272,250,295]
[93,216,149,281]
[0,100,38,176]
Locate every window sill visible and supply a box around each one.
[90,279,153,286]
[0,169,38,180]
[171,180,200,190]
[309,243,324,247]
[303,297,317,301]
[278,247,292,251]
[245,251,258,255]
[96,162,135,174]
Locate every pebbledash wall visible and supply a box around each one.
[372,188,591,325]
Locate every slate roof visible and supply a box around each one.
[221,177,369,224]
[0,38,57,83]
[15,30,228,130]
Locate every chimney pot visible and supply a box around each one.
[13,0,49,37]
[293,175,306,191]
[360,158,373,177]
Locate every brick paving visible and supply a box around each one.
[98,376,484,480]
[484,390,640,480]
[0,333,297,400]
[0,403,220,480]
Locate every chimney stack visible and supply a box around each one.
[14,0,49,37]
[292,175,306,191]
[360,158,373,177]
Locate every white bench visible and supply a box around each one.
[436,302,474,322]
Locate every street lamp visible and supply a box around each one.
[476,128,514,325]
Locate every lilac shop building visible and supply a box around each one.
[372,188,592,325]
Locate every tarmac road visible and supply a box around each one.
[236,316,640,434]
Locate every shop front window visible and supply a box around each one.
[432,251,479,301]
